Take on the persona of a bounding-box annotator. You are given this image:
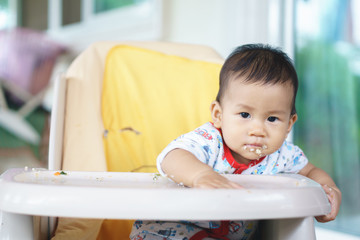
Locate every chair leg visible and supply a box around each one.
[18,88,47,117]
[259,217,316,240]
[0,81,8,109]
[0,211,34,240]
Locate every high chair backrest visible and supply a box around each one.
[101,45,222,172]
[49,41,224,239]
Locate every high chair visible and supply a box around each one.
[0,41,331,240]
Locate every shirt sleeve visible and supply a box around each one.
[156,123,221,176]
[281,141,309,173]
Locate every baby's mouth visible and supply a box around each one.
[243,144,268,157]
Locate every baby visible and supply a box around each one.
[130,44,341,240]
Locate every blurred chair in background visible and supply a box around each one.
[0,28,66,145]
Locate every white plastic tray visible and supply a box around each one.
[0,168,331,220]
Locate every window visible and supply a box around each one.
[0,0,12,29]
[1,0,161,52]
[62,0,81,26]
[19,0,48,30]
[47,0,161,52]
[295,0,360,236]
[94,0,146,13]
[17,0,149,29]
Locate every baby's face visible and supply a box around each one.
[212,77,297,165]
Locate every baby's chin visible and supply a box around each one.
[232,147,268,164]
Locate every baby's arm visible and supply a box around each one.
[161,148,242,189]
[299,162,341,222]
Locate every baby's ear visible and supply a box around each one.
[210,101,222,128]
[287,113,298,133]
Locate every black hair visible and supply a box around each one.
[216,44,298,115]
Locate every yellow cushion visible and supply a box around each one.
[97,220,134,240]
[101,45,221,173]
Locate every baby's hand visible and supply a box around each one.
[316,185,342,223]
[192,170,243,189]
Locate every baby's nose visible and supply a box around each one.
[248,121,266,137]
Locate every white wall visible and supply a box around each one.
[162,0,272,57]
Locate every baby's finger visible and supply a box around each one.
[322,185,333,196]
[194,182,218,189]
[204,181,242,189]
[316,187,337,222]
[316,211,336,223]
[322,185,334,203]
[195,180,230,189]
[213,179,243,189]
[227,181,244,189]
[213,181,238,189]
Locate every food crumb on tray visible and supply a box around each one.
[54,171,68,176]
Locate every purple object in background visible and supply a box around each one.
[0,28,66,103]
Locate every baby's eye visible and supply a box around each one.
[240,112,251,118]
[267,116,278,122]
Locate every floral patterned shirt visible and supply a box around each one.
[157,122,308,176]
